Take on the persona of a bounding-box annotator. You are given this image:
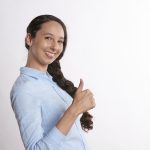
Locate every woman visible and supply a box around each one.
[10,14,96,150]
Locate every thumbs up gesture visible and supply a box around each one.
[71,79,96,116]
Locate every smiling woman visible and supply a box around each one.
[10,15,96,150]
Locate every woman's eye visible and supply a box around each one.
[58,40,64,44]
[45,37,53,40]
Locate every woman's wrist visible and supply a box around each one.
[67,104,80,118]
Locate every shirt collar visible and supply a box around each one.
[20,67,53,80]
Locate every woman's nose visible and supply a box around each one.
[50,40,59,51]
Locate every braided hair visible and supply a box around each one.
[25,14,93,132]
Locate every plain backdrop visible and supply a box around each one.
[0,0,150,150]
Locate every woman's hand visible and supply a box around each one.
[56,79,95,135]
[71,79,96,116]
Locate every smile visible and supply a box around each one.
[45,51,56,59]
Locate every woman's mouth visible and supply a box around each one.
[45,51,55,59]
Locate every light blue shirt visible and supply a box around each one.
[10,67,89,150]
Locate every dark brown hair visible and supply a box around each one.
[25,14,93,132]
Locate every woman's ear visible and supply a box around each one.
[25,33,33,48]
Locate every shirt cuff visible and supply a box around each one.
[43,127,66,146]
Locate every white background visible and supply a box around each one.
[0,0,150,150]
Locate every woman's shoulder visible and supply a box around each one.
[10,74,41,98]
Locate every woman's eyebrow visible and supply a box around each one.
[42,32,64,39]
[42,32,53,36]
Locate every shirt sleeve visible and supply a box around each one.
[11,90,66,150]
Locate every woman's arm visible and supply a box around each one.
[11,89,66,150]
[10,79,95,150]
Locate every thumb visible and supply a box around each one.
[76,79,84,94]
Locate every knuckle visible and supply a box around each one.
[86,89,93,95]
[91,99,96,107]
[87,89,91,93]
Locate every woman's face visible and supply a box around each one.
[26,21,64,71]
